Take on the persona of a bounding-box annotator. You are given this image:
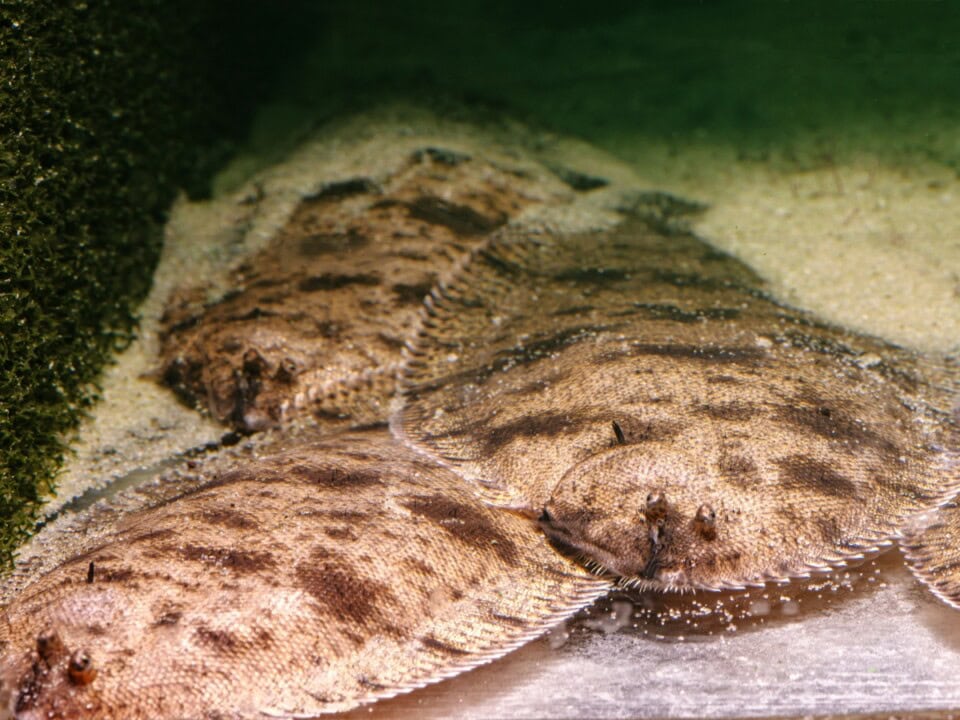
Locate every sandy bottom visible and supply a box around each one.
[621,139,960,354]
[30,103,960,718]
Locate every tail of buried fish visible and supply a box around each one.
[902,351,960,609]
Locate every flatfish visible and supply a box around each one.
[158,145,556,432]
[0,429,608,718]
[1,127,957,718]
[395,206,959,590]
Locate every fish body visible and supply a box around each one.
[1,129,958,718]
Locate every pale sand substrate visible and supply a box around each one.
[25,105,960,718]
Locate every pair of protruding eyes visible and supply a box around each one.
[643,491,717,540]
[36,631,96,686]
[613,422,717,541]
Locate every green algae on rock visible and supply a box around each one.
[0,1,323,568]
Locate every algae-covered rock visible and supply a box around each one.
[0,0,319,566]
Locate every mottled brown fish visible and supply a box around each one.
[395,208,960,590]
[1,137,958,720]
[158,146,549,432]
[0,429,608,719]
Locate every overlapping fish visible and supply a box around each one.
[1,133,957,719]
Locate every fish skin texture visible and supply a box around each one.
[158,148,546,432]
[2,135,958,718]
[0,429,609,719]
[902,397,960,606]
[396,218,960,590]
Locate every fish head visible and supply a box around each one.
[541,445,738,590]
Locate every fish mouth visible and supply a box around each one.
[538,508,641,582]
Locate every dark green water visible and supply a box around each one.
[249,1,960,166]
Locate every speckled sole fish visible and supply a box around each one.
[159,147,549,432]
[3,132,959,720]
[395,207,960,591]
[0,429,609,719]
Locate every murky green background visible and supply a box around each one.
[246,1,960,168]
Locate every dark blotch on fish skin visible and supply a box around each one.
[699,402,759,422]
[143,472,277,512]
[377,331,407,350]
[404,557,434,577]
[253,627,275,649]
[323,526,357,541]
[195,626,239,652]
[476,411,592,455]
[392,280,436,306]
[199,508,260,531]
[224,306,279,323]
[153,611,182,627]
[323,509,370,522]
[403,494,519,564]
[303,177,378,202]
[298,229,370,257]
[614,417,684,444]
[421,636,471,656]
[622,190,707,225]
[554,267,630,284]
[289,463,384,488]
[618,303,743,323]
[173,545,277,574]
[404,196,506,236]
[161,312,200,336]
[297,273,381,292]
[707,374,745,385]
[615,343,768,365]
[127,528,178,546]
[501,325,619,366]
[412,147,472,166]
[717,454,760,487]
[490,611,529,628]
[314,320,351,340]
[313,407,352,422]
[295,555,401,634]
[254,291,289,305]
[814,515,843,543]
[649,269,736,290]
[411,324,621,396]
[775,455,859,499]
[478,247,528,279]
[773,402,902,457]
[868,466,941,503]
[427,410,680,457]
[500,369,572,398]
[551,304,595,317]
[96,566,135,583]
[547,165,609,192]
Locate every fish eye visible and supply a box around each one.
[36,630,64,664]
[696,504,716,522]
[68,650,97,686]
[694,503,718,540]
[644,491,668,523]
